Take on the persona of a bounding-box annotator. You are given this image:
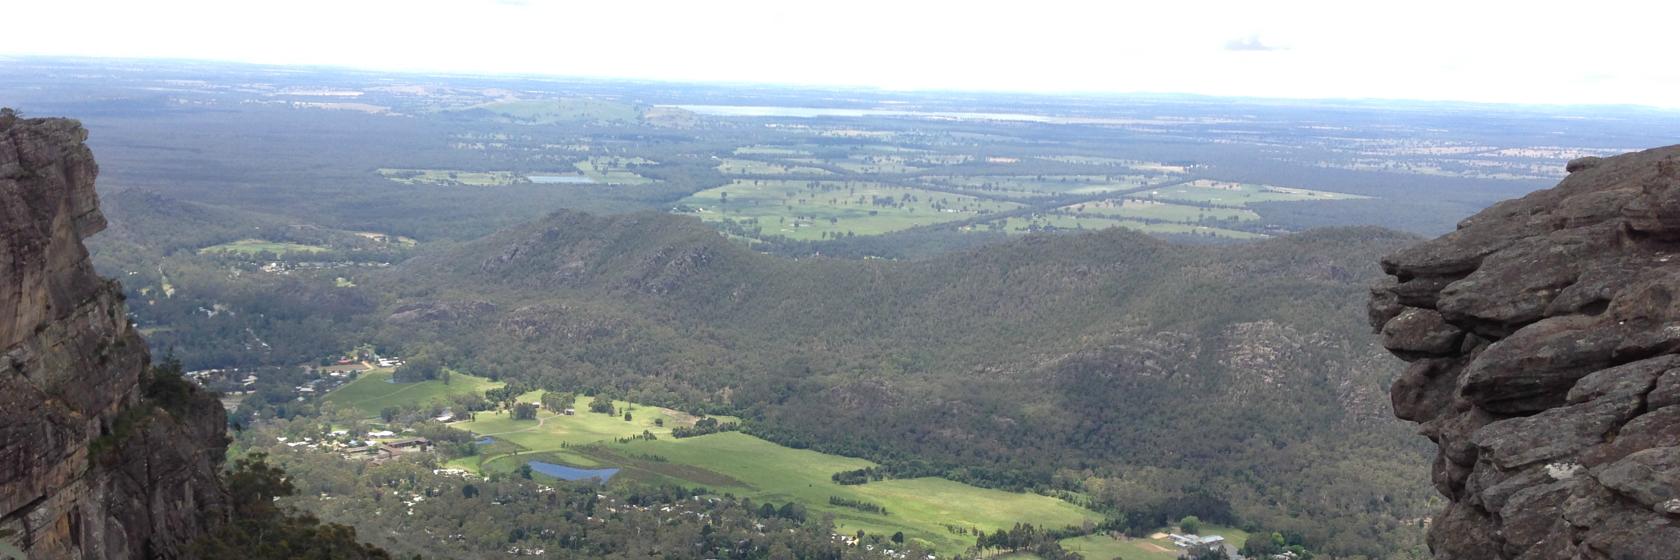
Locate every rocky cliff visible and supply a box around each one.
[1,109,228,559]
[1373,146,1680,559]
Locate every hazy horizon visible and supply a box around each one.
[5,0,1678,109]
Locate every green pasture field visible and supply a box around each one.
[574,156,655,185]
[377,168,523,187]
[322,368,503,417]
[450,403,1099,555]
[716,158,833,175]
[832,155,925,174]
[1147,179,1368,206]
[922,174,1153,199]
[1036,156,1191,174]
[198,239,329,256]
[675,179,1021,241]
[332,385,1101,556]
[1064,198,1261,222]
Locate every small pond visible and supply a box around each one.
[527,461,619,483]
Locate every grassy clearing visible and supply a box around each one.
[198,239,328,256]
[716,158,833,175]
[1036,156,1191,174]
[378,168,524,187]
[921,174,1153,199]
[1148,179,1368,206]
[352,231,417,246]
[322,368,503,417]
[434,393,1098,555]
[832,155,925,174]
[1064,198,1260,222]
[448,395,719,474]
[615,432,1098,554]
[675,179,1020,241]
[574,156,655,185]
[334,379,1102,556]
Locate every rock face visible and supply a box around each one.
[1373,145,1680,559]
[1,110,228,558]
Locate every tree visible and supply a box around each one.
[541,391,574,412]
[589,394,614,414]
[380,406,401,423]
[190,453,391,558]
[461,484,479,499]
[393,353,441,383]
[1179,515,1201,535]
[512,402,539,421]
[623,411,633,422]
[891,531,904,544]
[517,464,533,480]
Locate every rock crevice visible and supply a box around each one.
[1374,146,1680,559]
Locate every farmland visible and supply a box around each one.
[675,179,1021,240]
[378,168,525,187]
[1064,198,1260,222]
[322,368,504,417]
[430,393,1099,555]
[1148,179,1369,205]
[715,157,833,175]
[573,156,656,184]
[198,239,328,255]
[921,174,1158,199]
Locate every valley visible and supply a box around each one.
[6,56,1678,560]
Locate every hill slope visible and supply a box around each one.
[379,210,1433,556]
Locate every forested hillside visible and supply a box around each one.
[374,211,1434,556]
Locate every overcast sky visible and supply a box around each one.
[5,0,1677,108]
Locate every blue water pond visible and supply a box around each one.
[527,461,619,483]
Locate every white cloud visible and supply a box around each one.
[3,0,1677,107]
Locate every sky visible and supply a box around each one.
[5,0,1679,108]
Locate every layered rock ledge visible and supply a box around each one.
[1373,146,1680,559]
[1,109,228,558]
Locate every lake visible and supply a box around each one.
[528,175,596,184]
[527,461,619,483]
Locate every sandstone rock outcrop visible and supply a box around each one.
[1373,145,1680,559]
[1,109,228,558]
